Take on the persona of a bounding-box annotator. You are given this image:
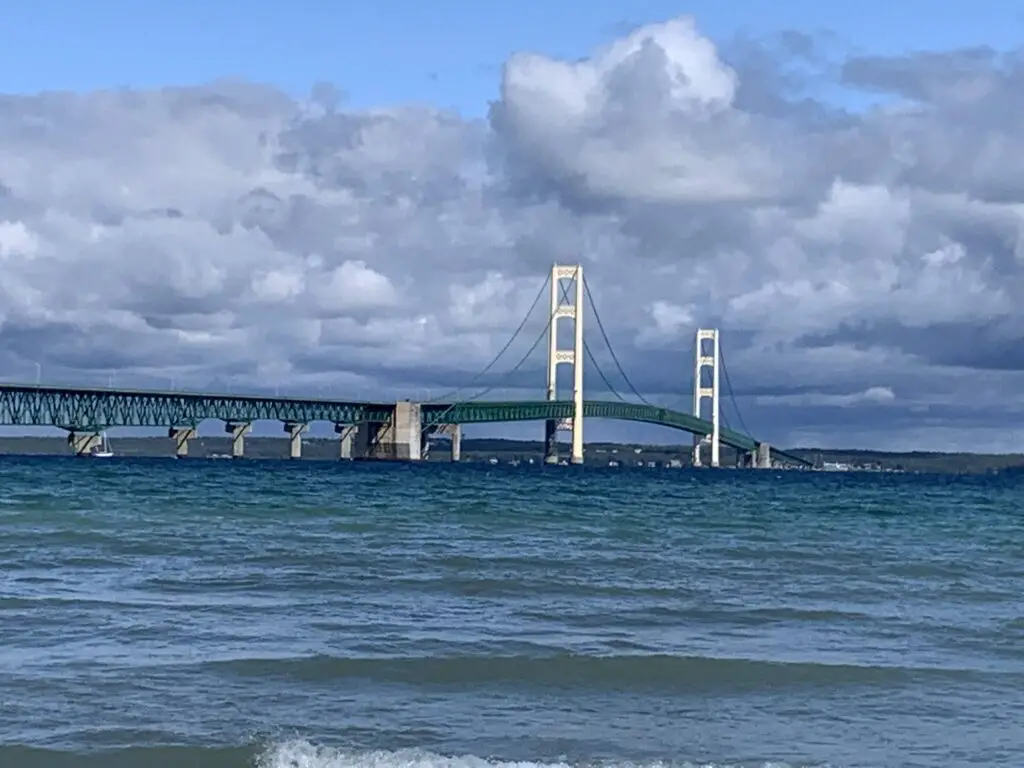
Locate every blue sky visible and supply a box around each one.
[2,0,1022,115]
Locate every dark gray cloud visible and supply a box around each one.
[841,47,1003,103]
[1,17,1023,450]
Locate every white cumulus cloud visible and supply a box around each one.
[2,18,1024,449]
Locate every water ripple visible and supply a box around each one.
[1,456,1023,767]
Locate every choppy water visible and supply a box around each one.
[1,457,1022,768]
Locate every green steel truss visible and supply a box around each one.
[0,384,392,430]
[425,400,810,465]
[0,384,809,465]
[422,400,757,452]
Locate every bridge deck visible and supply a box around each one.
[0,384,810,466]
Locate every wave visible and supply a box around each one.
[0,741,830,768]
[202,651,982,690]
[257,743,826,768]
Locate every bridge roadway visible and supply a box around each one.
[0,383,810,466]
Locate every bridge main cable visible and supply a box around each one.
[581,276,651,405]
[423,273,565,434]
[551,278,629,402]
[425,273,551,406]
[718,342,753,438]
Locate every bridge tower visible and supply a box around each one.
[545,264,585,465]
[692,328,721,467]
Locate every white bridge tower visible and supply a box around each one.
[544,264,584,465]
[692,328,721,467]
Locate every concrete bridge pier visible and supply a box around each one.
[353,421,383,458]
[335,423,357,459]
[435,423,461,461]
[377,401,421,460]
[284,422,308,459]
[67,430,101,456]
[448,424,461,462]
[169,426,196,457]
[354,401,421,460]
[225,421,251,458]
[543,419,559,464]
[397,402,422,461]
[755,442,771,469]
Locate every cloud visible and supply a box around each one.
[1,18,1024,450]
[756,385,896,409]
[492,18,783,205]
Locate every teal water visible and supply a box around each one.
[1,458,1022,768]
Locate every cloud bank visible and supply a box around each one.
[1,18,1023,450]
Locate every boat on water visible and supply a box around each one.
[90,432,114,458]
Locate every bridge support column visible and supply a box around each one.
[545,263,585,465]
[335,423,357,459]
[225,421,251,459]
[692,328,721,468]
[755,442,771,469]
[284,422,308,459]
[374,401,422,460]
[355,403,422,460]
[435,423,461,461]
[168,426,196,457]
[353,421,383,458]
[67,430,101,456]
[543,420,559,465]
[448,424,461,462]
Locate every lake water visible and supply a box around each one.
[1,457,1022,768]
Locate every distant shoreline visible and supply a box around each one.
[0,436,1019,473]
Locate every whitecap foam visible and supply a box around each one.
[256,741,822,768]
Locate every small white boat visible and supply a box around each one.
[91,432,114,458]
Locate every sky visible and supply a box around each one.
[1,1,1024,451]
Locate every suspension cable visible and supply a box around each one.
[455,315,551,402]
[583,337,625,401]
[425,267,659,437]
[423,275,564,431]
[718,342,752,437]
[580,276,651,405]
[425,273,550,404]
[547,278,626,401]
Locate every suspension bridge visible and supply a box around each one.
[0,264,811,468]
